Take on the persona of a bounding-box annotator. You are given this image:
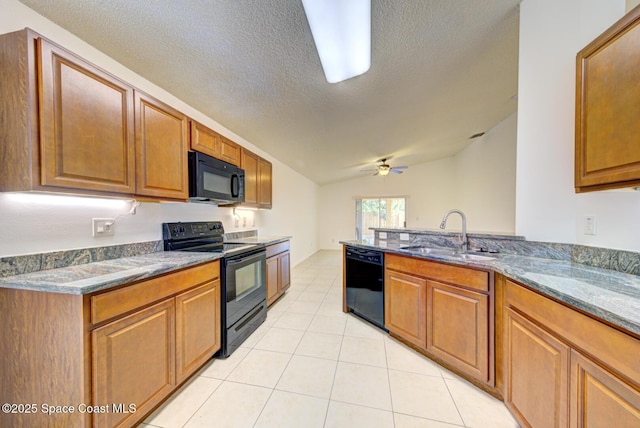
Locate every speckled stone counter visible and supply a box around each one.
[0,251,222,295]
[225,235,291,246]
[341,239,640,337]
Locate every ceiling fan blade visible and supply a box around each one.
[359,168,377,172]
[390,169,403,174]
[373,171,379,176]
[393,166,408,170]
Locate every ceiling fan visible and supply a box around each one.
[360,158,408,176]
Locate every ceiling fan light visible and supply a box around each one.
[378,165,390,176]
[301,0,371,83]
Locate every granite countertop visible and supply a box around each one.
[371,228,526,240]
[0,251,222,295]
[342,240,640,337]
[225,235,291,246]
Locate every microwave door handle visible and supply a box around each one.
[231,174,239,198]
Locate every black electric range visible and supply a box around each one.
[162,221,267,357]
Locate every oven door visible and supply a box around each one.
[224,248,267,326]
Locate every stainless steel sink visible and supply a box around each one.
[400,246,496,261]
[399,246,456,256]
[454,253,496,261]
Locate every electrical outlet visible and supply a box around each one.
[400,233,410,241]
[584,215,597,236]
[92,218,115,237]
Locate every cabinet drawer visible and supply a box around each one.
[266,241,290,258]
[386,253,489,292]
[91,261,219,325]
[505,279,640,389]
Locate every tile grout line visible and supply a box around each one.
[323,305,347,427]
[382,332,397,428]
[176,375,224,428]
[442,376,469,428]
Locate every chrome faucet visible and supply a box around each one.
[440,209,468,253]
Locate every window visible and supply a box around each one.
[355,197,406,240]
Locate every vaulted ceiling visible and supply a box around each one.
[19,0,521,185]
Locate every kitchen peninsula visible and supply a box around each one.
[342,228,640,427]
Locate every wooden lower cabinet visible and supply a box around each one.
[92,299,176,428]
[570,350,640,427]
[0,260,220,428]
[385,269,427,348]
[175,280,221,383]
[427,280,489,382]
[383,253,492,387]
[266,241,291,306]
[503,278,640,428]
[504,307,570,428]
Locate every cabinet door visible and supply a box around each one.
[575,7,640,192]
[190,120,221,159]
[266,255,279,305]
[135,91,188,199]
[570,350,640,428]
[176,281,221,384]
[92,299,175,428]
[258,158,273,209]
[505,308,570,428]
[427,280,489,382]
[38,38,136,194]
[241,148,259,206]
[279,251,291,293]
[385,270,427,349]
[220,136,241,166]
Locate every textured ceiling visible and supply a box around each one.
[19,0,521,185]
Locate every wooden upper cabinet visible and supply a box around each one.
[190,120,240,166]
[258,157,273,209]
[220,136,241,166]
[190,120,221,159]
[240,148,273,209]
[241,148,259,206]
[38,37,136,194]
[135,91,188,200]
[575,5,640,192]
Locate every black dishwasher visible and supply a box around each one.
[345,246,386,331]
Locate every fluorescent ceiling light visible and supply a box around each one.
[301,0,371,83]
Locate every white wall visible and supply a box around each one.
[516,0,640,252]
[0,0,318,266]
[318,114,517,249]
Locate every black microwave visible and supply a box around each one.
[189,152,245,204]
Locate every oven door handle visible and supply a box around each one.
[226,250,266,265]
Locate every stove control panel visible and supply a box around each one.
[162,221,224,240]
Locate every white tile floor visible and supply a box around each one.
[142,250,519,428]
